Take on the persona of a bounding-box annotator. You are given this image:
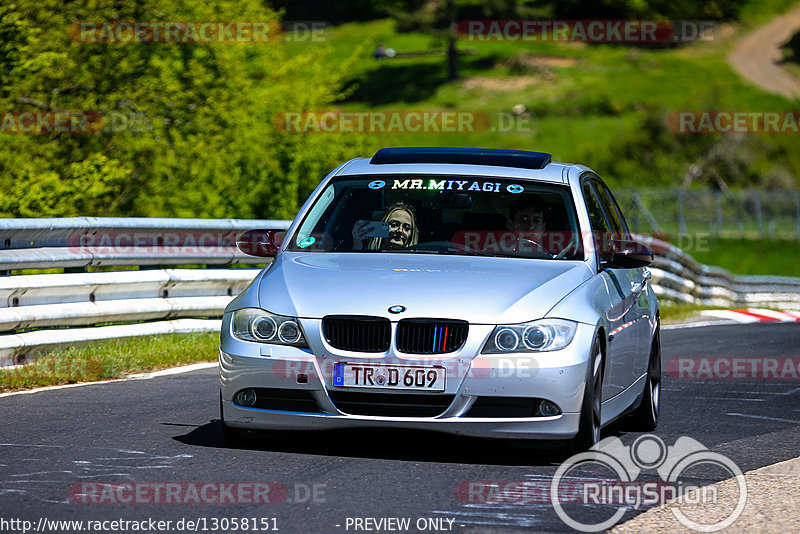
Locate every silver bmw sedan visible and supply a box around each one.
[219,147,660,452]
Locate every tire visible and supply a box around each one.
[566,335,604,454]
[627,323,661,431]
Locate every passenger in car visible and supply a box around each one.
[352,202,419,250]
[508,194,549,252]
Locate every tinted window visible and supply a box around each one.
[591,178,629,239]
[582,181,610,235]
[582,179,620,261]
[287,175,584,260]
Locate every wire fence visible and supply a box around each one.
[614,188,800,240]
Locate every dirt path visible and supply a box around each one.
[729,3,800,100]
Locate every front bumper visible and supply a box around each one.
[219,317,596,440]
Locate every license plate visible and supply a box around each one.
[333,363,446,392]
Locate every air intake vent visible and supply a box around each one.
[328,391,455,417]
[396,319,468,354]
[322,315,391,352]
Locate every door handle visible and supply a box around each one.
[631,270,650,295]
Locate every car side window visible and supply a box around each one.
[592,179,630,239]
[582,179,618,263]
[582,180,610,236]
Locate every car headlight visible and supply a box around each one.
[232,308,308,347]
[482,319,577,353]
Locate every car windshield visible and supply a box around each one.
[286,175,584,260]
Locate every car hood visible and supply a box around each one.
[256,252,593,324]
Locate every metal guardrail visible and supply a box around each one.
[0,219,798,367]
[0,269,258,330]
[0,217,292,366]
[0,217,290,270]
[635,234,800,308]
[0,270,247,366]
[0,265,262,366]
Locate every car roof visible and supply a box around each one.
[336,148,593,185]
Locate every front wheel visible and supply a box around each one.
[627,324,661,431]
[566,336,604,454]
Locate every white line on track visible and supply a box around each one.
[662,319,739,330]
[692,397,766,402]
[726,412,800,424]
[0,362,217,399]
[700,310,761,323]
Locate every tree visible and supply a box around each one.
[390,1,546,81]
[0,0,368,219]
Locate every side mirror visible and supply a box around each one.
[602,239,653,269]
[236,229,285,257]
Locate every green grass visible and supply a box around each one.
[283,7,800,278]
[739,0,800,26]
[6,3,799,390]
[0,332,218,392]
[685,237,800,276]
[288,13,800,171]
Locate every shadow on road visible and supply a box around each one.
[171,420,632,466]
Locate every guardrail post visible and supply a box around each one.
[795,192,800,241]
[754,191,764,239]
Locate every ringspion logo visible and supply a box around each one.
[550,435,747,532]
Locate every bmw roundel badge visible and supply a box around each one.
[388,305,406,314]
[368,180,386,190]
[506,184,524,194]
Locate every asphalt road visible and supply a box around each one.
[1,322,799,533]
